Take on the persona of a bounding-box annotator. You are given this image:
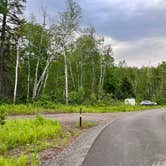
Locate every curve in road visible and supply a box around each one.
[82,109,166,166]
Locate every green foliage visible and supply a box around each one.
[0,107,6,125]
[69,88,85,104]
[120,77,135,99]
[76,121,97,128]
[0,103,163,115]
[0,116,61,154]
[89,93,97,105]
[0,104,38,115]
[0,154,28,166]
[0,0,166,106]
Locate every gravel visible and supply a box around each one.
[41,120,116,166]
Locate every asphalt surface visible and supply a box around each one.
[82,109,166,166]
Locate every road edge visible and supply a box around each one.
[42,120,117,166]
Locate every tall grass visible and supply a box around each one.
[0,104,38,115]
[0,154,28,166]
[0,115,61,154]
[34,102,162,113]
[0,103,163,115]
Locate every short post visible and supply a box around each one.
[80,108,82,128]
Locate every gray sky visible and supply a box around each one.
[25,0,166,67]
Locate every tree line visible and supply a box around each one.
[0,0,166,104]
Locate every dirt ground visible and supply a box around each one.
[8,112,130,126]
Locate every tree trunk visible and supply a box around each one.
[101,65,106,91]
[69,59,75,89]
[64,52,69,104]
[32,12,46,100]
[33,55,54,99]
[43,70,49,91]
[92,62,95,92]
[0,14,7,97]
[80,61,83,89]
[98,57,103,99]
[32,57,40,100]
[13,44,20,104]
[26,54,30,102]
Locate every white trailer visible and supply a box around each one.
[124,98,136,106]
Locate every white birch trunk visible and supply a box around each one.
[69,59,75,89]
[32,11,46,100]
[27,54,30,102]
[80,61,83,89]
[98,57,103,99]
[92,63,95,92]
[43,70,49,90]
[37,67,49,96]
[13,44,20,104]
[64,52,69,104]
[32,57,40,100]
[101,65,106,91]
[33,55,54,99]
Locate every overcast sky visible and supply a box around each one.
[25,0,166,67]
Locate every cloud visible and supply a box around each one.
[25,0,166,67]
[106,36,166,67]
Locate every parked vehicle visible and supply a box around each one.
[125,98,136,106]
[140,100,157,106]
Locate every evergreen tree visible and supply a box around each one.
[0,0,26,100]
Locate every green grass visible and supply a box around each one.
[0,115,61,154]
[0,103,164,115]
[76,121,97,129]
[0,104,38,115]
[40,104,162,113]
[0,154,29,166]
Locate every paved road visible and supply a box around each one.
[82,109,166,166]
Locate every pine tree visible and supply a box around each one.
[0,0,26,100]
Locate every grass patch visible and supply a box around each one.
[0,104,38,115]
[76,121,97,129]
[0,103,164,116]
[0,115,61,154]
[35,103,163,113]
[0,154,28,166]
[0,115,84,166]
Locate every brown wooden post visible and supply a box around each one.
[80,108,82,128]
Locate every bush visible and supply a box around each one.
[89,93,97,105]
[69,88,85,104]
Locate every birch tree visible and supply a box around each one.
[98,44,113,99]
[13,39,20,104]
[51,0,81,104]
[32,10,47,100]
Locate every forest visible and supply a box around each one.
[0,0,166,106]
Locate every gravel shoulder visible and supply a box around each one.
[42,121,113,166]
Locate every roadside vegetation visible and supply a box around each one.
[0,103,163,116]
[0,115,64,165]
[0,111,97,166]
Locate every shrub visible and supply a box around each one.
[89,93,97,105]
[69,88,85,104]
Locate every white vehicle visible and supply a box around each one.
[124,98,136,106]
[140,100,157,106]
